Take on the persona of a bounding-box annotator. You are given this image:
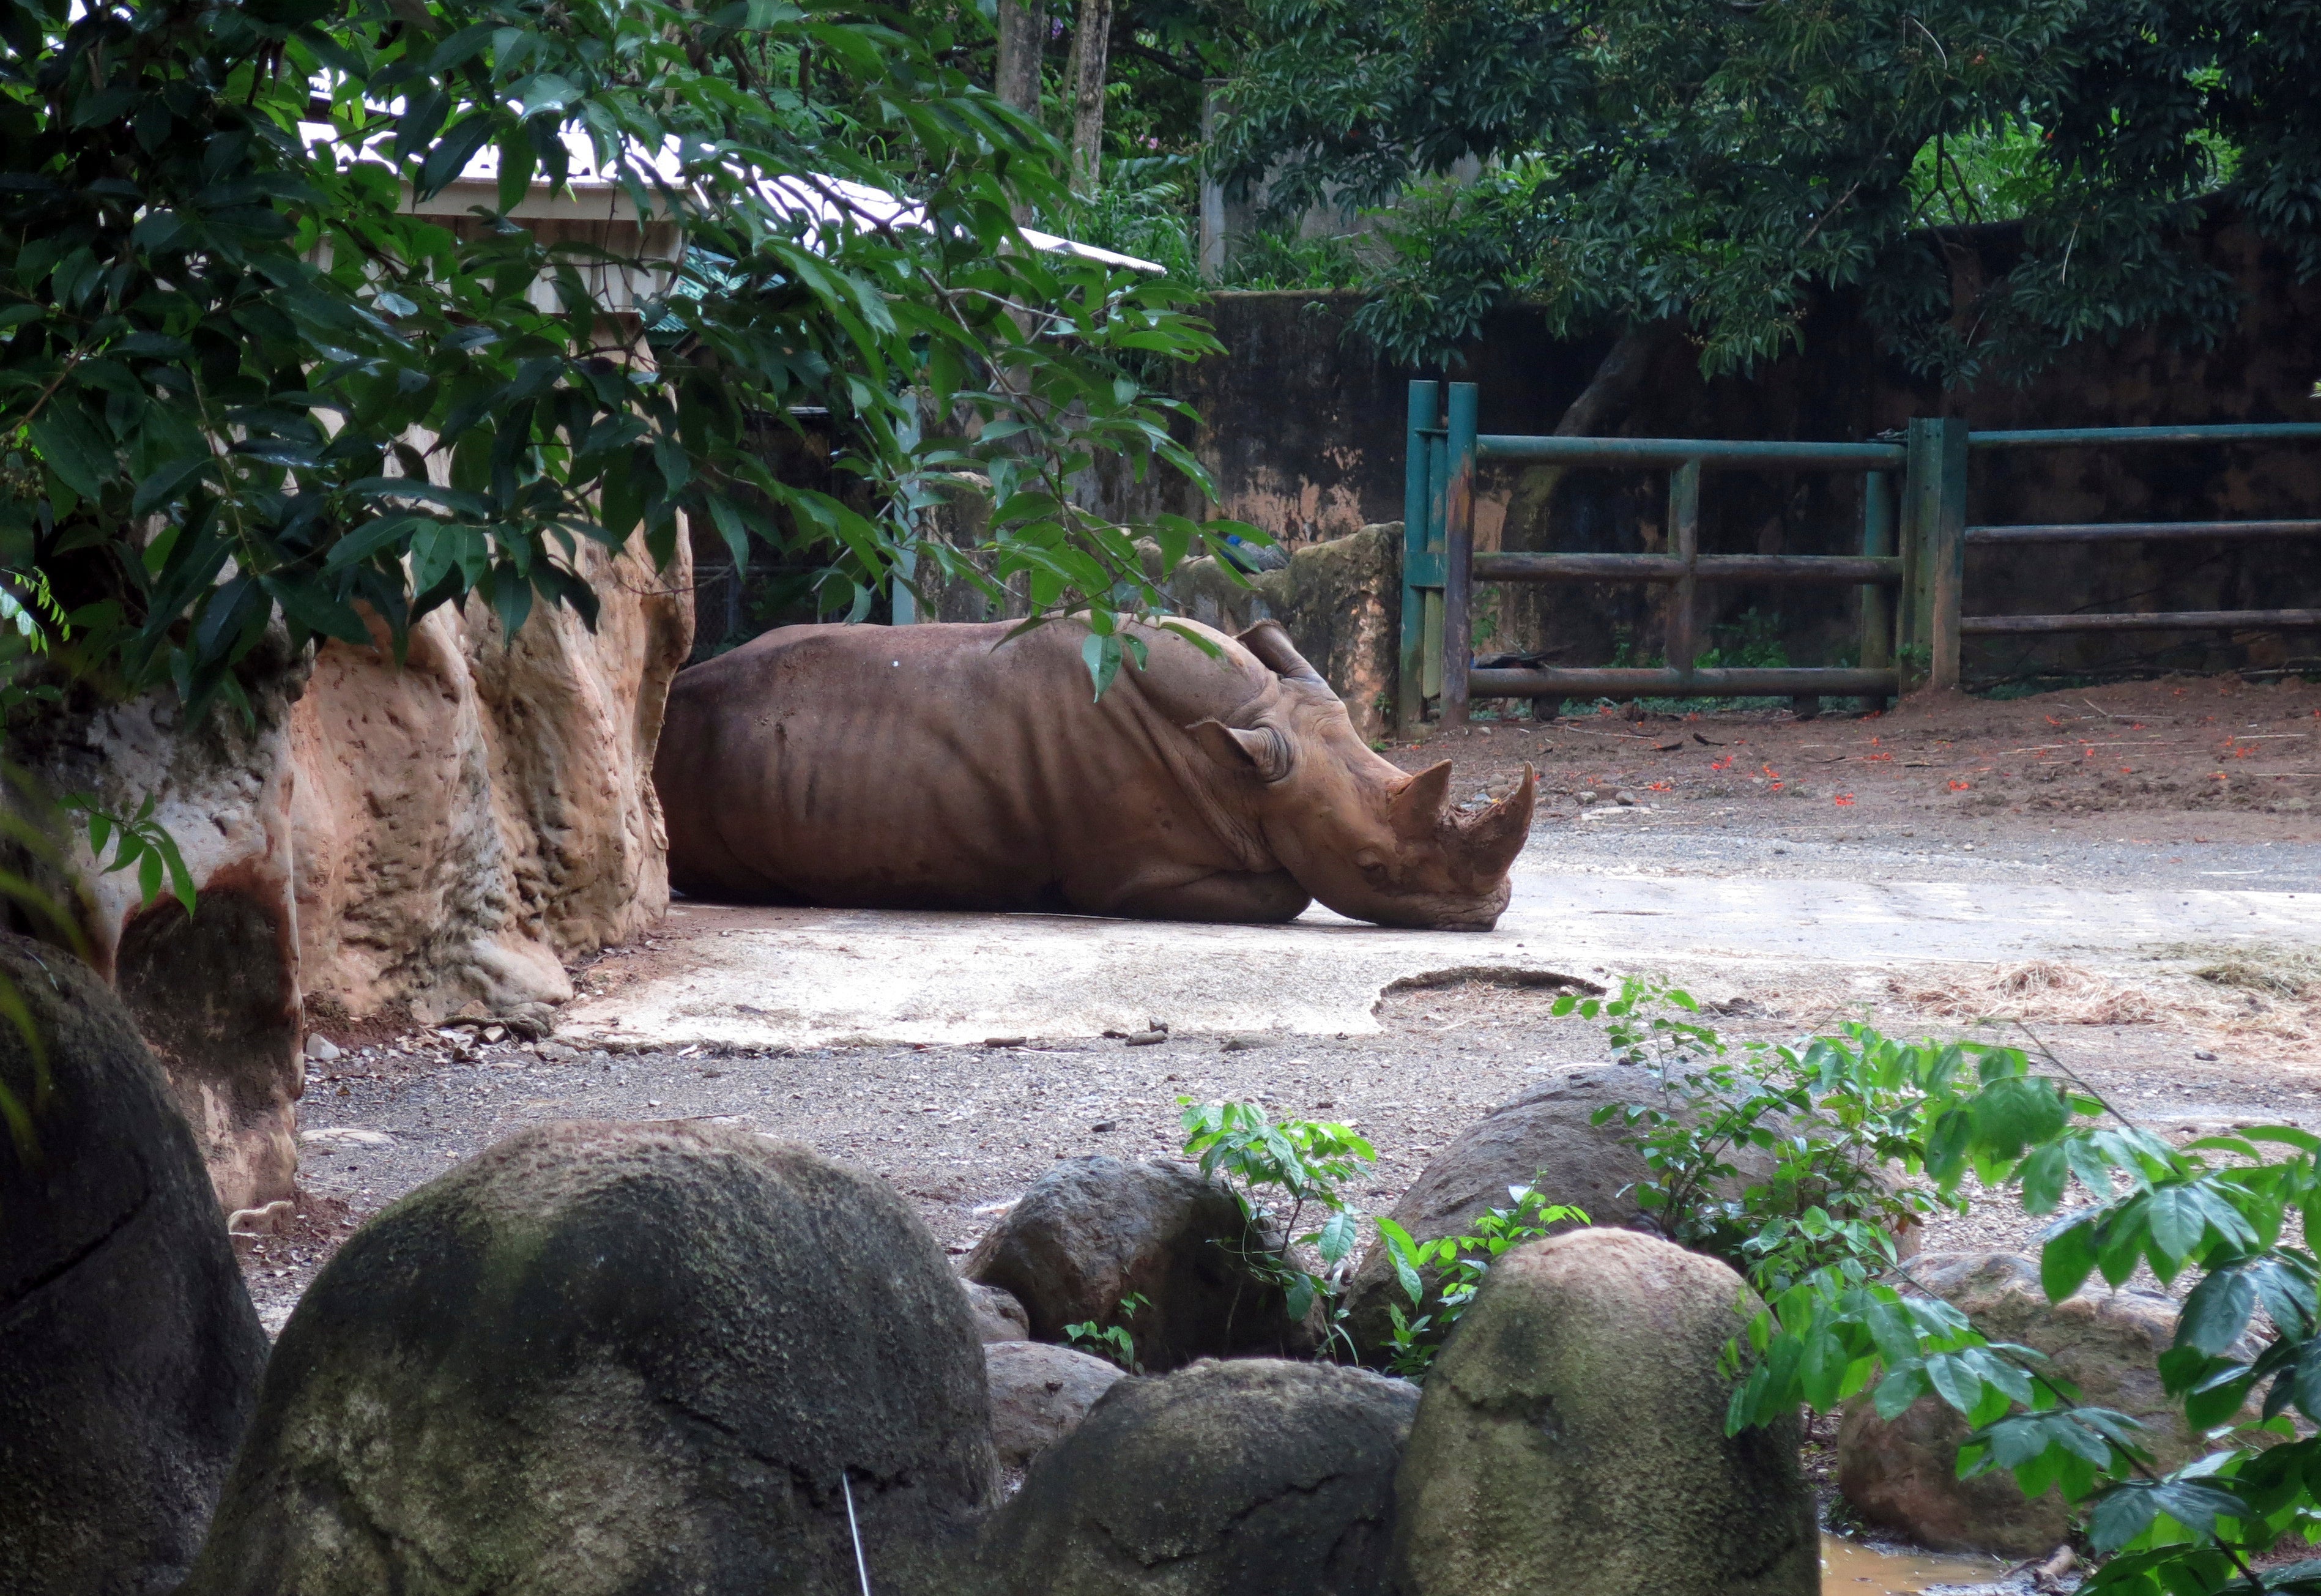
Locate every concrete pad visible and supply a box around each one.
[555,857,2321,1052]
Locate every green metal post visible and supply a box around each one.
[1859,470,1894,708]
[1422,431,1447,705]
[1439,382,1479,727]
[1665,460,1701,683]
[1900,418,1968,691]
[1398,381,1438,735]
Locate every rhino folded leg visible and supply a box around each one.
[1109,869,1312,925]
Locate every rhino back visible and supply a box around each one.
[654,621,1276,910]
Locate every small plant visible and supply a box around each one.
[1179,1097,1375,1358]
[1064,1291,1149,1373]
[1378,1182,1588,1378]
[1572,978,1959,1297]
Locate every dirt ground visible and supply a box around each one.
[1407,673,2321,831]
[242,676,2321,1338]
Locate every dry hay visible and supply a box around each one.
[1892,960,2163,1026]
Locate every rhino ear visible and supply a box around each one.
[1189,719,1294,782]
[1235,621,1327,687]
[1388,760,1453,841]
[1458,764,1537,877]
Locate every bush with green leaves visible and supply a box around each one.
[1376,1182,1587,1378]
[1178,1096,1377,1359]
[1572,978,1958,1297]
[0,0,1246,722]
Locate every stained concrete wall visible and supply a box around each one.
[1112,211,2321,687]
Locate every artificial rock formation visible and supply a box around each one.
[291,538,693,1025]
[16,540,689,1210]
[1838,1250,2240,1557]
[1392,1228,1818,1596]
[982,1359,1419,1596]
[182,1124,992,1596]
[0,932,269,1596]
[1156,526,1401,743]
[964,1154,1317,1372]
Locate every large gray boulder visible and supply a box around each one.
[1838,1251,2237,1557]
[982,1358,1419,1595]
[182,1123,995,1596]
[1392,1228,1818,1596]
[984,1340,1126,1479]
[964,1156,1315,1371]
[0,931,269,1596]
[1340,1066,1696,1357]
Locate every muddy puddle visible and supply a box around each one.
[1823,1534,2020,1594]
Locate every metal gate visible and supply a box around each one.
[1400,382,2321,733]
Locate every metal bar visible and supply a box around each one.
[1405,550,1447,588]
[1469,666,1902,697]
[1665,461,1701,683]
[1477,435,1906,469]
[1422,431,1446,703]
[1397,380,1438,735]
[1859,471,1895,709]
[1471,552,1903,585]
[1969,423,2321,450]
[1439,382,1478,729]
[1967,519,2321,544]
[1962,609,2321,634]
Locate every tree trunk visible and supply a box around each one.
[1067,0,1113,195]
[1553,319,1677,436]
[995,0,1046,117]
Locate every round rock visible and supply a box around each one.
[984,1340,1126,1477]
[964,1279,1032,1343]
[0,930,269,1596]
[964,1156,1315,1371]
[984,1358,1419,1595]
[182,1123,993,1596]
[1392,1228,1817,1596]
[1340,1066,1739,1356]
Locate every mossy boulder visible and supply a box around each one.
[982,1358,1419,1595]
[0,930,269,1596]
[1391,1228,1817,1596]
[182,1123,995,1596]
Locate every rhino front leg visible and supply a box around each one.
[1109,869,1312,925]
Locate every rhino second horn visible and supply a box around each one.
[1389,761,1454,841]
[1458,765,1537,877]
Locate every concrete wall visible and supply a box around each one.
[1120,211,2321,686]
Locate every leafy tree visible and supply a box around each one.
[1214,0,2321,406]
[0,0,1244,721]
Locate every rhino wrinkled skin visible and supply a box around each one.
[653,618,1534,930]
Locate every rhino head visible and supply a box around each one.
[1186,622,1535,931]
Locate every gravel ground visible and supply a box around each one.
[240,678,2321,1334]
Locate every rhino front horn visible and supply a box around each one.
[1389,761,1454,841]
[1458,764,1537,877]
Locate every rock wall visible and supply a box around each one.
[1155,525,1401,741]
[291,537,693,1026]
[18,539,691,1212]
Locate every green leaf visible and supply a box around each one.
[29,405,116,500]
[132,455,211,518]
[2177,1268,2256,1357]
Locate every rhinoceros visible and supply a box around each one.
[652,617,1534,930]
